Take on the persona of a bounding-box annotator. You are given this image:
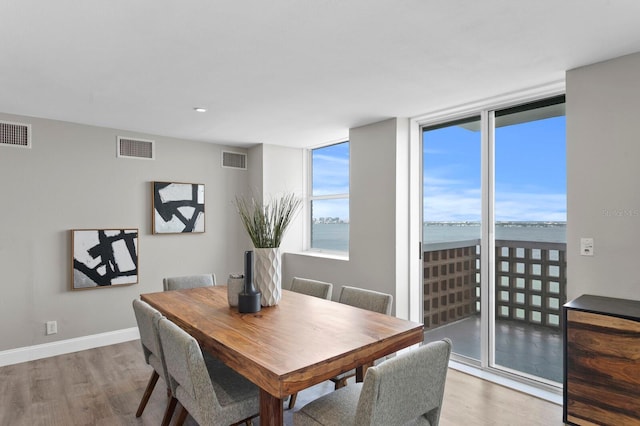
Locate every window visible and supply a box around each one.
[309,141,349,252]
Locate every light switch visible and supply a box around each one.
[580,238,594,256]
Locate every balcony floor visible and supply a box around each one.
[423,314,563,383]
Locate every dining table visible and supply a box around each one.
[140,285,424,426]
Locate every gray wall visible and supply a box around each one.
[566,51,640,301]
[0,112,249,351]
[283,118,401,311]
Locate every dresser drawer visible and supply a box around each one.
[564,296,640,426]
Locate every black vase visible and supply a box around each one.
[238,250,261,313]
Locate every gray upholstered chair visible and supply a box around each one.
[162,273,216,291]
[293,338,452,426]
[157,317,259,426]
[132,299,175,424]
[328,286,394,389]
[290,277,333,300]
[338,285,393,316]
[287,277,334,409]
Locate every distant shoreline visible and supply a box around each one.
[424,222,566,243]
[311,221,567,251]
[425,221,566,227]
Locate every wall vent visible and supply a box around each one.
[222,151,247,169]
[117,136,154,160]
[0,121,31,148]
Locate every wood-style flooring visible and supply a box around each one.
[0,340,564,425]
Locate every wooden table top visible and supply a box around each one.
[140,285,424,398]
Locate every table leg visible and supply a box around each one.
[356,361,373,382]
[259,388,284,426]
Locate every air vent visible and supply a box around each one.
[117,136,154,160]
[222,151,247,169]
[0,120,31,148]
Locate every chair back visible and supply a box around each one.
[290,277,333,300]
[157,317,219,423]
[157,317,259,425]
[355,339,452,426]
[132,299,168,383]
[163,273,216,291]
[339,286,393,315]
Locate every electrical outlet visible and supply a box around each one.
[46,320,57,335]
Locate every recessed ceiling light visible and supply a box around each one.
[194,107,207,113]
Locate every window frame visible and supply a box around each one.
[306,140,350,255]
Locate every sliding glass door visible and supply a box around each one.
[421,96,566,385]
[492,98,566,383]
[422,116,482,363]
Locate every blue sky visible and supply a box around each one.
[311,114,566,223]
[312,141,350,220]
[423,115,566,222]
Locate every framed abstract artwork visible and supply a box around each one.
[152,181,205,234]
[71,228,139,290]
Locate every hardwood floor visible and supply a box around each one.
[0,340,564,425]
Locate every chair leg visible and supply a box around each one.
[288,392,298,410]
[174,406,189,426]
[161,396,178,426]
[136,370,159,417]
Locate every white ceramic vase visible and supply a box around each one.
[254,247,282,306]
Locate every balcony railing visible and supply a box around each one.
[423,239,567,331]
[423,240,480,330]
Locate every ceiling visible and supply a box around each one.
[2,1,640,149]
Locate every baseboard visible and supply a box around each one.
[0,327,140,367]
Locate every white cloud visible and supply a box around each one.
[313,153,348,166]
[494,192,566,221]
[424,188,481,221]
[424,190,566,222]
[313,154,349,194]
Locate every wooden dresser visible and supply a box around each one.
[563,295,640,426]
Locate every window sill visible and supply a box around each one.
[288,250,349,262]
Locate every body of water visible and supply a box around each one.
[312,222,566,252]
[424,222,566,244]
[311,223,350,252]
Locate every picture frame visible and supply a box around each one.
[152,181,205,234]
[71,228,139,290]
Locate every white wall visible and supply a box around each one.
[0,112,249,352]
[283,118,404,313]
[262,144,305,253]
[566,52,640,301]
[394,117,413,320]
[244,143,305,255]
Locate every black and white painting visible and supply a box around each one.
[152,181,205,234]
[72,229,139,290]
